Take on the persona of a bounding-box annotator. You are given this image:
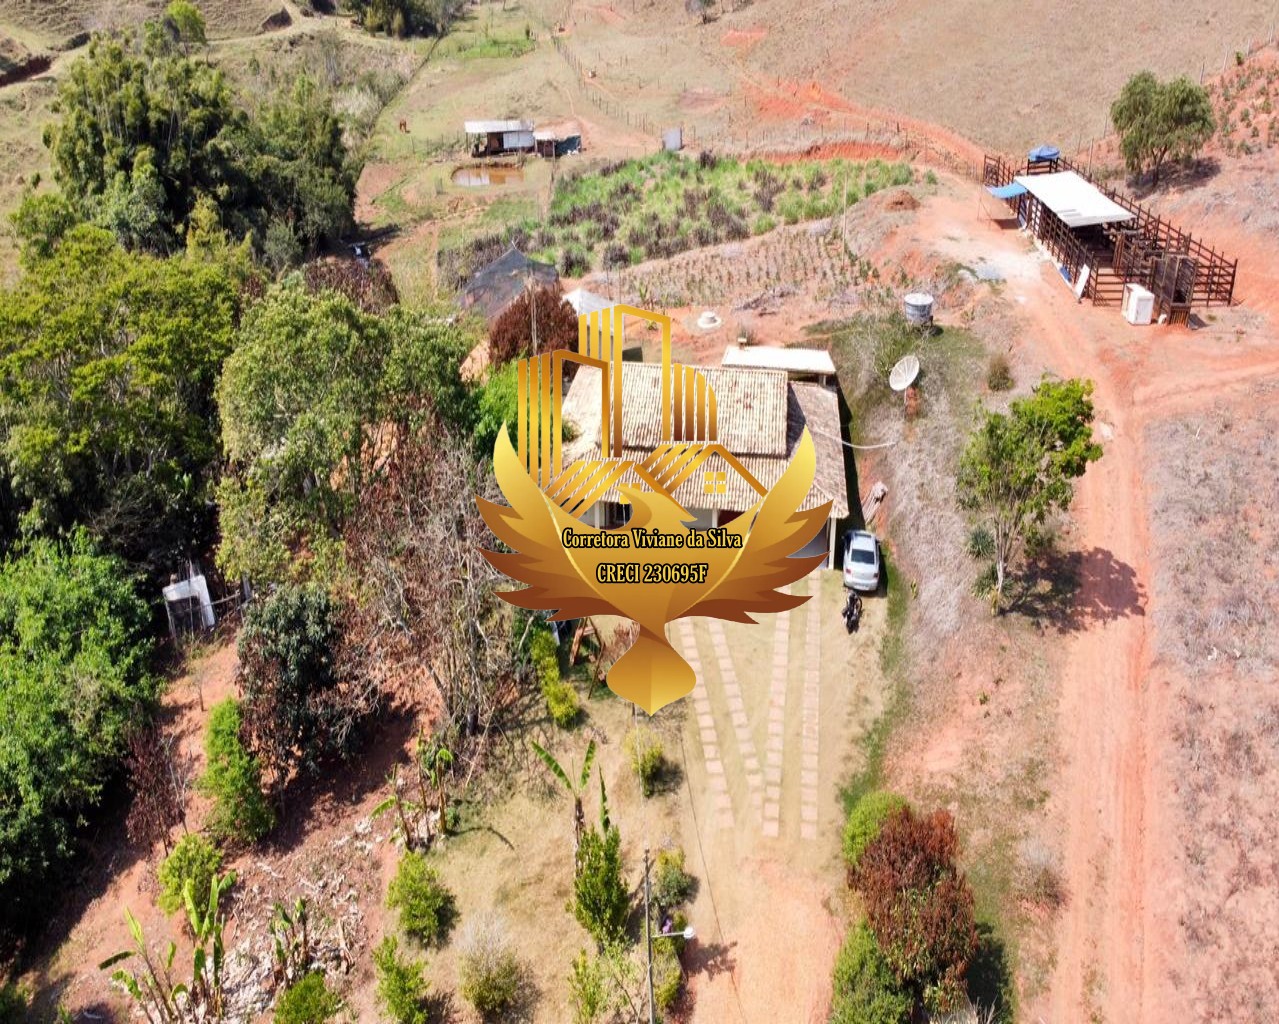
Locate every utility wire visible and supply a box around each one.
[809,425,900,450]
[678,729,750,1024]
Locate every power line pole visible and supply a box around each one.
[644,845,655,1024]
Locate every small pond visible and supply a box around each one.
[452,165,525,187]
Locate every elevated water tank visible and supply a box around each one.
[903,292,934,326]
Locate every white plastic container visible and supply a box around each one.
[1122,283,1154,326]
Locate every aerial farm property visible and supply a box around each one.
[0,2,1276,1023]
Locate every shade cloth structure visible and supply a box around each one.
[459,246,559,320]
[1012,171,1135,229]
[986,181,1028,200]
[1028,144,1061,162]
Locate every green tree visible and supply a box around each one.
[215,281,475,585]
[386,851,457,946]
[373,936,430,1024]
[9,190,80,268]
[43,33,239,252]
[348,0,463,37]
[199,699,275,843]
[0,532,156,928]
[43,26,353,257]
[573,821,628,945]
[956,378,1102,611]
[164,1,207,56]
[237,584,375,793]
[531,739,597,854]
[1111,72,1215,185]
[0,225,241,574]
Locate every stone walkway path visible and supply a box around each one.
[676,579,822,842]
[675,617,734,830]
[799,584,822,841]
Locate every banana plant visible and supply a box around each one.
[372,763,425,850]
[269,897,311,987]
[100,870,233,1023]
[417,734,455,837]
[530,738,597,855]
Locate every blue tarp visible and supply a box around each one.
[987,182,1028,200]
[1028,144,1061,162]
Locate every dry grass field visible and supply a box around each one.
[518,0,1279,154]
[0,0,284,46]
[1144,400,1279,1021]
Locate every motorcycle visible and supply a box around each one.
[842,590,863,633]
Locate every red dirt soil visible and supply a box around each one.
[908,186,1279,1023]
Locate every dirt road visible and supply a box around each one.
[919,187,1279,1022]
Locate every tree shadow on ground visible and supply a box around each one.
[265,708,419,855]
[424,989,461,1024]
[967,922,1014,1022]
[1126,156,1221,199]
[684,938,737,981]
[1007,546,1145,634]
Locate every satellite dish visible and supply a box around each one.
[889,354,920,392]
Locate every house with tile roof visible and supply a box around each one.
[559,362,849,567]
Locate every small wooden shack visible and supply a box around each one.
[533,120,583,158]
[464,119,535,157]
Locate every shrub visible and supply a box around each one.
[0,984,27,1024]
[986,354,1013,392]
[652,942,683,1012]
[529,627,560,687]
[569,948,608,1024]
[373,936,430,1024]
[274,972,342,1024]
[488,284,579,365]
[625,727,665,797]
[199,699,275,843]
[652,847,695,910]
[560,245,591,276]
[842,791,908,872]
[544,678,581,728]
[157,834,225,915]
[853,807,978,1013]
[574,824,629,944]
[458,911,522,1017]
[752,213,776,234]
[829,922,912,1024]
[386,851,456,946]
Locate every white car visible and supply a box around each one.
[842,530,881,592]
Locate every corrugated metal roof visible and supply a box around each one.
[559,367,848,518]
[1014,171,1134,229]
[564,287,613,316]
[463,119,533,134]
[721,344,836,376]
